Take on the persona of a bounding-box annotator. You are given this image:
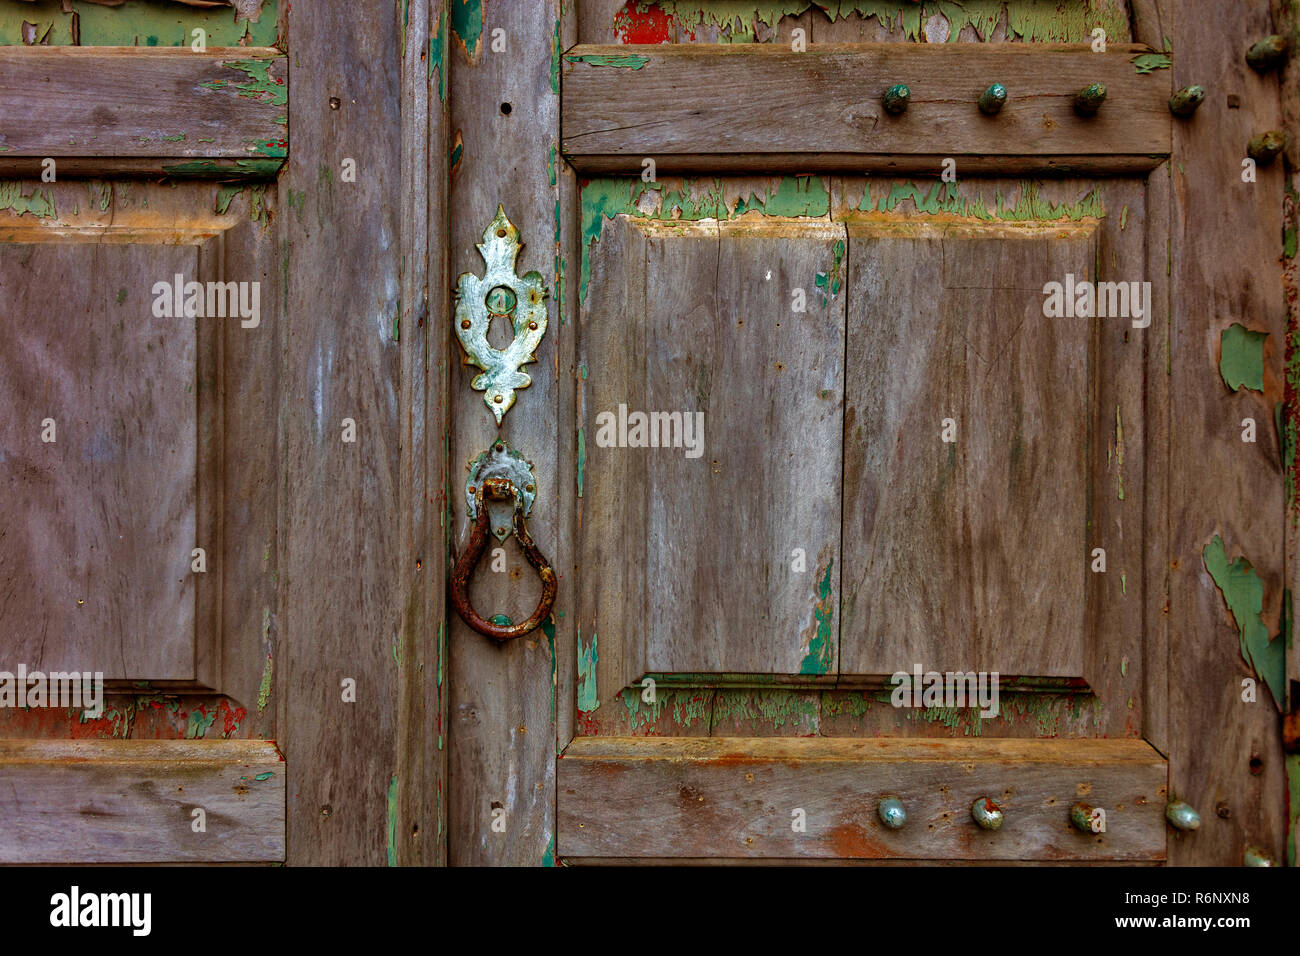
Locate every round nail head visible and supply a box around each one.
[1069,802,1095,833]
[972,797,1004,830]
[883,84,910,115]
[978,83,1007,115]
[1165,800,1201,832]
[1168,85,1205,118]
[1074,83,1107,116]
[1246,34,1288,72]
[878,796,907,830]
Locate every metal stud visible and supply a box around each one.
[1074,83,1107,116]
[978,83,1007,115]
[1247,130,1286,166]
[971,797,1004,830]
[1246,34,1288,73]
[1243,846,1275,867]
[1069,801,1096,833]
[877,796,907,830]
[1165,800,1201,832]
[882,84,910,115]
[1168,85,1205,118]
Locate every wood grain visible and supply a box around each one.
[0,739,284,863]
[562,44,1171,174]
[0,48,287,178]
[447,0,562,866]
[1167,0,1289,865]
[0,242,202,681]
[558,736,1167,861]
[277,3,402,866]
[840,220,1093,678]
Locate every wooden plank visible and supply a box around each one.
[558,736,1167,861]
[641,219,846,675]
[1167,0,1289,865]
[840,218,1092,678]
[562,44,1172,174]
[0,739,284,863]
[0,48,286,178]
[277,3,402,866]
[578,212,649,711]
[448,0,561,866]
[0,241,202,681]
[393,0,450,866]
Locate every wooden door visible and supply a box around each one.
[445,0,1294,866]
[0,1,450,866]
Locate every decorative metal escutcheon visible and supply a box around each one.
[451,441,556,642]
[454,206,548,425]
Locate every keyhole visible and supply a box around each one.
[485,285,517,349]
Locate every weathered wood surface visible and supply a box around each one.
[638,219,845,676]
[559,736,1167,861]
[448,0,562,866]
[0,739,284,863]
[577,212,649,710]
[0,178,279,727]
[841,221,1089,678]
[1167,0,1289,866]
[0,48,286,178]
[392,0,450,868]
[0,241,202,681]
[562,44,1171,174]
[277,3,402,866]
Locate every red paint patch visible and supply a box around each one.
[219,698,247,738]
[612,1,673,44]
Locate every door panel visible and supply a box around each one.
[3,243,203,681]
[642,220,846,675]
[559,10,1174,861]
[842,223,1093,678]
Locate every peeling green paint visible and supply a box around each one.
[184,705,216,739]
[214,184,244,215]
[386,775,398,866]
[450,0,483,60]
[713,690,818,732]
[576,428,586,498]
[1,1,279,47]
[161,158,283,179]
[579,175,831,304]
[218,58,287,110]
[1203,535,1286,708]
[1220,323,1268,393]
[1130,52,1172,74]
[565,53,650,69]
[863,179,1103,222]
[0,181,55,219]
[429,10,448,101]
[798,560,834,675]
[814,238,845,302]
[649,1,1130,45]
[256,651,273,713]
[542,832,557,866]
[577,632,599,711]
[254,771,275,781]
[551,19,563,93]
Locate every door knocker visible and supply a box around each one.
[451,440,556,641]
[454,206,548,425]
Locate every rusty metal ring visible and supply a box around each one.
[450,477,557,641]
